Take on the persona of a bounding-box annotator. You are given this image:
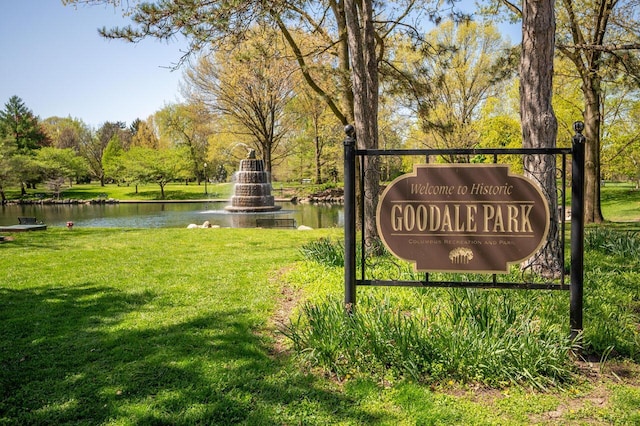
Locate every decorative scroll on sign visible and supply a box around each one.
[376,164,550,273]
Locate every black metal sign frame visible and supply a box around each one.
[343,123,585,336]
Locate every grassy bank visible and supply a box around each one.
[1,227,639,424]
[4,180,330,202]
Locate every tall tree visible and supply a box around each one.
[0,96,50,153]
[80,121,131,186]
[344,0,381,244]
[0,135,18,203]
[156,103,211,182]
[122,146,191,199]
[483,0,562,276]
[102,135,126,184]
[519,0,562,277]
[130,118,160,149]
[292,89,343,184]
[182,26,296,173]
[490,0,640,223]
[555,0,640,223]
[0,96,50,193]
[42,116,89,151]
[391,20,516,160]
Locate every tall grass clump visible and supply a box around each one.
[585,227,640,257]
[582,227,640,360]
[299,237,344,267]
[290,237,576,388]
[292,234,640,388]
[283,290,574,389]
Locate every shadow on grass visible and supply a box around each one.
[0,283,378,424]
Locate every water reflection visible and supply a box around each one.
[0,202,343,229]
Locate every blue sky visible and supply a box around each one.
[1,1,520,130]
[1,1,187,128]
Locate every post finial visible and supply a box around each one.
[344,124,355,138]
[572,121,586,145]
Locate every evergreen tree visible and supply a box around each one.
[0,95,49,152]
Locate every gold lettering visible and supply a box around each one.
[416,205,428,231]
[467,205,477,232]
[521,205,533,232]
[507,204,519,232]
[391,204,403,231]
[441,206,453,232]
[483,204,495,232]
[404,204,415,231]
[454,205,463,232]
[429,205,441,231]
[492,205,505,232]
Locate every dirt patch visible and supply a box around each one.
[528,360,639,424]
[437,359,639,424]
[264,268,304,358]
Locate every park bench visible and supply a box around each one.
[18,217,44,225]
[0,217,47,232]
[256,218,296,228]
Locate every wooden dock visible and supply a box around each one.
[0,224,47,232]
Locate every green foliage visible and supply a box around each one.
[122,146,192,198]
[0,95,49,152]
[283,289,574,389]
[580,228,640,360]
[36,147,89,180]
[585,227,640,258]
[291,228,640,386]
[102,134,126,183]
[0,135,18,200]
[392,20,516,154]
[300,237,344,267]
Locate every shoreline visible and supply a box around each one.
[3,197,296,205]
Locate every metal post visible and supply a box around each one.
[344,125,357,312]
[204,162,208,195]
[570,121,585,340]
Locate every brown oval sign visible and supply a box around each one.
[376,164,550,273]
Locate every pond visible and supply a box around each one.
[0,201,344,229]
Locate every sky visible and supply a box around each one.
[0,1,187,128]
[1,1,520,130]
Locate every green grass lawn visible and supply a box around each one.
[1,227,639,425]
[601,182,640,221]
[6,180,326,202]
[0,228,345,424]
[1,181,639,424]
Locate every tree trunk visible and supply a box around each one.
[345,0,380,247]
[583,79,605,223]
[315,135,322,184]
[333,0,355,124]
[263,142,272,174]
[520,0,563,277]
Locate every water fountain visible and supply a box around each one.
[225,148,282,213]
